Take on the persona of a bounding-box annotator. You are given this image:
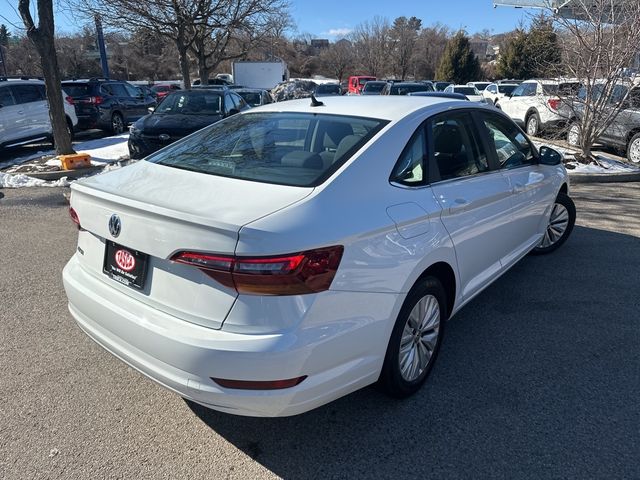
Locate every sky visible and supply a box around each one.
[0,0,536,37]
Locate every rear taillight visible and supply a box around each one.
[69,206,81,229]
[81,96,104,105]
[65,95,74,105]
[548,98,560,111]
[171,246,344,295]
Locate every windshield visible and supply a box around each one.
[498,85,517,94]
[156,92,222,115]
[147,112,388,187]
[454,87,479,95]
[358,77,376,85]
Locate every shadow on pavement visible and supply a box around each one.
[186,225,640,479]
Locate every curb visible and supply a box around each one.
[24,166,103,181]
[568,170,640,184]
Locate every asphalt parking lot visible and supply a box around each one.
[1,183,638,479]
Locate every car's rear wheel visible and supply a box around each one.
[111,113,125,135]
[378,277,446,398]
[526,112,541,137]
[531,192,576,255]
[567,122,581,147]
[627,132,640,163]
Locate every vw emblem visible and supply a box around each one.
[108,214,121,238]
[158,134,170,141]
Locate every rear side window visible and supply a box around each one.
[108,83,129,97]
[10,85,44,104]
[0,86,15,106]
[148,112,388,187]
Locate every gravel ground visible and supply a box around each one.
[0,183,638,480]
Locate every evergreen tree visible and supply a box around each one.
[0,24,11,47]
[525,14,561,77]
[435,31,481,83]
[496,29,529,79]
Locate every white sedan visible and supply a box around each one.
[63,96,575,417]
[444,84,487,103]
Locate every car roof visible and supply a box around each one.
[247,96,471,121]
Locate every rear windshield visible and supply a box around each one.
[391,84,433,94]
[147,112,388,187]
[454,87,479,95]
[498,85,517,94]
[61,84,92,97]
[363,82,387,93]
[156,92,222,115]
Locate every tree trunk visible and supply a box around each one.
[198,54,209,86]
[177,42,191,90]
[18,0,74,155]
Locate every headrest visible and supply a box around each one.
[281,151,323,169]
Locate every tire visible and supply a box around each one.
[531,192,576,255]
[567,122,581,147]
[526,112,541,137]
[111,112,125,135]
[378,277,446,398]
[626,132,640,163]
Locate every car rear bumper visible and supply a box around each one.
[62,255,397,417]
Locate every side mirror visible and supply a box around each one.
[148,107,155,114]
[228,108,240,116]
[538,146,563,165]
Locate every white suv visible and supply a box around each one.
[0,78,78,149]
[496,79,579,137]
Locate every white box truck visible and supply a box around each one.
[232,61,289,90]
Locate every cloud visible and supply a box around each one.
[324,28,353,37]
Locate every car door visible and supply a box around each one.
[426,111,516,300]
[476,110,558,265]
[499,83,524,119]
[10,83,48,139]
[0,85,25,144]
[603,85,636,147]
[122,83,148,121]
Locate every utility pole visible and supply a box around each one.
[94,14,109,78]
[0,46,7,76]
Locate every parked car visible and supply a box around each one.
[151,83,181,101]
[381,82,435,95]
[0,77,78,149]
[361,81,389,95]
[347,75,376,95]
[339,81,349,95]
[482,83,519,105]
[496,79,580,136]
[566,83,640,163]
[408,91,469,101]
[64,95,575,417]
[62,78,157,134]
[128,89,249,159]
[314,83,341,97]
[444,85,486,102]
[467,81,491,92]
[433,81,452,91]
[233,88,272,107]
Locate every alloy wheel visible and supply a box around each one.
[540,202,570,248]
[399,294,440,382]
[629,138,640,163]
[112,114,124,134]
[567,124,580,146]
[527,116,538,136]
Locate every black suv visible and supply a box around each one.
[61,78,157,133]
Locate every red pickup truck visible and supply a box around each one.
[348,76,376,95]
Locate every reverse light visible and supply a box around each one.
[171,246,344,295]
[548,98,560,111]
[211,376,307,390]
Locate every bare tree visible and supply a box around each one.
[413,24,450,80]
[189,0,289,85]
[319,39,354,82]
[389,16,421,80]
[18,0,75,155]
[350,16,391,77]
[546,0,640,162]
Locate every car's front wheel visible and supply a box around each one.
[532,192,576,255]
[378,277,446,398]
[567,122,581,147]
[111,113,125,135]
[627,132,640,163]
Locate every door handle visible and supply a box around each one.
[512,182,525,194]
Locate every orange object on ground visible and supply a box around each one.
[59,153,91,170]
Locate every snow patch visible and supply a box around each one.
[0,172,69,188]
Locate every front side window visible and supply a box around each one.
[108,83,129,97]
[147,112,388,187]
[156,92,222,115]
[430,113,489,181]
[480,112,535,169]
